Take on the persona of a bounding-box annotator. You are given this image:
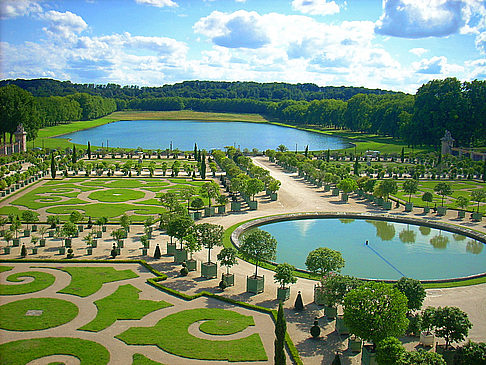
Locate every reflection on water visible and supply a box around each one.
[367,220,396,241]
[430,234,449,249]
[467,240,483,254]
[399,229,417,244]
[453,233,467,241]
[419,226,431,236]
[339,219,355,224]
[294,219,315,237]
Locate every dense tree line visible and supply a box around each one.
[0,78,395,102]
[0,85,116,142]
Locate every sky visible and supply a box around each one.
[0,0,485,94]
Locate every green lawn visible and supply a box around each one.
[132,354,166,365]
[79,284,172,332]
[0,271,56,295]
[117,308,268,362]
[0,298,78,331]
[56,267,139,297]
[0,337,110,365]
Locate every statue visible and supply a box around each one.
[441,130,454,155]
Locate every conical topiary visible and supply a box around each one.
[294,291,304,311]
[20,244,27,258]
[154,244,161,259]
[331,352,341,365]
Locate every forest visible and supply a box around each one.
[0,78,485,148]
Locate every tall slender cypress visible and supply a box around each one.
[200,152,206,179]
[50,153,56,179]
[326,149,330,162]
[304,145,309,158]
[194,143,198,160]
[274,301,286,365]
[87,141,91,160]
[72,145,77,164]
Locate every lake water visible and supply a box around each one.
[259,218,486,281]
[57,120,351,151]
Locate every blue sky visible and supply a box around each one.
[1,0,485,93]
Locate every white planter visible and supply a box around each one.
[420,331,435,347]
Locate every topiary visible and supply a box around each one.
[66,248,74,259]
[180,263,189,276]
[20,244,27,258]
[310,319,320,338]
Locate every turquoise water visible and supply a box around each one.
[259,218,486,280]
[58,120,351,151]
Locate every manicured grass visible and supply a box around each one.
[0,271,56,295]
[88,188,146,202]
[56,267,138,297]
[112,110,268,123]
[0,298,78,331]
[79,284,172,332]
[0,337,110,365]
[0,266,13,274]
[117,308,267,362]
[132,354,166,365]
[46,202,166,219]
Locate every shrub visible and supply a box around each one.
[376,337,405,365]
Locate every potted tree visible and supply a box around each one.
[30,235,39,254]
[183,232,201,271]
[83,232,94,255]
[239,228,277,294]
[422,191,433,213]
[419,307,436,347]
[402,179,419,212]
[195,223,223,279]
[139,234,149,255]
[434,306,472,363]
[343,282,409,365]
[190,197,204,220]
[374,180,398,210]
[470,189,485,221]
[21,210,38,237]
[3,230,13,254]
[273,262,297,301]
[200,181,219,217]
[394,277,426,313]
[69,210,84,233]
[61,222,77,248]
[455,196,470,219]
[217,247,238,286]
[120,213,131,234]
[337,178,357,203]
[38,226,48,247]
[305,247,345,318]
[215,194,228,214]
[167,214,193,264]
[111,228,125,251]
[434,182,452,216]
[10,216,22,247]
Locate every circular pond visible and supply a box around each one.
[239,215,486,281]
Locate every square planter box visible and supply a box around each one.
[331,188,340,196]
[78,225,84,232]
[117,240,124,248]
[324,306,337,319]
[405,202,413,212]
[419,331,435,347]
[223,273,235,287]
[335,315,349,335]
[437,206,447,216]
[341,192,348,202]
[204,206,215,217]
[31,225,38,232]
[48,230,55,238]
[166,242,176,256]
[348,337,363,353]
[270,192,278,201]
[324,184,330,192]
[423,206,430,214]
[140,248,148,256]
[217,205,226,214]
[24,230,31,237]
[472,212,483,221]
[314,285,328,306]
[39,239,46,247]
[12,239,20,247]
[3,246,11,254]
[277,287,290,301]
[102,226,107,232]
[96,231,102,238]
[231,201,241,211]
[457,210,466,219]
[186,259,197,271]
[361,345,378,365]
[58,247,66,255]
[201,262,218,279]
[194,211,202,220]
[86,247,93,255]
[376,197,384,206]
[248,201,258,210]
[246,275,264,294]
[174,249,188,264]
[91,240,97,248]
[64,239,72,247]
[382,201,392,210]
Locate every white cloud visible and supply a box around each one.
[40,11,88,41]
[465,59,486,78]
[135,0,178,8]
[0,0,42,19]
[291,0,340,16]
[413,56,463,75]
[410,47,428,56]
[476,32,486,54]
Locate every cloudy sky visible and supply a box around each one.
[1,0,485,93]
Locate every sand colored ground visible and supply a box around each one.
[1,156,485,364]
